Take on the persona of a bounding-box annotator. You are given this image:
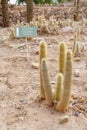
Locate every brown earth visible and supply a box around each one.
[0,5,87,130]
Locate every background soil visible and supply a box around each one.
[0,4,87,130]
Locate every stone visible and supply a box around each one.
[59,115,69,124]
[74,111,80,117]
[61,26,73,33]
[0,83,7,100]
[74,58,80,62]
[20,99,28,104]
[51,81,56,84]
[74,69,80,77]
[32,62,39,69]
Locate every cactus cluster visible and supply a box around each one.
[39,40,47,99]
[14,15,78,35]
[39,40,73,111]
[56,51,73,111]
[73,32,85,57]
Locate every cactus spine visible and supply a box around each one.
[58,42,66,74]
[41,58,53,106]
[39,41,47,99]
[54,73,63,101]
[56,50,73,111]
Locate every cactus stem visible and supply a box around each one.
[39,40,47,99]
[54,73,63,101]
[41,58,53,106]
[56,50,73,111]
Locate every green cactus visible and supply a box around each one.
[58,42,66,74]
[54,73,63,101]
[39,40,47,99]
[56,50,73,111]
[41,58,53,106]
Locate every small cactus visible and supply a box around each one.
[77,26,80,39]
[39,40,47,99]
[56,50,73,111]
[75,42,80,56]
[41,58,53,106]
[73,33,77,53]
[54,73,63,101]
[10,28,15,39]
[58,42,66,74]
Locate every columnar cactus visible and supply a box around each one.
[58,42,66,74]
[39,40,47,99]
[56,50,73,111]
[73,33,81,56]
[41,58,53,106]
[77,26,80,39]
[75,42,80,56]
[10,28,15,39]
[73,33,77,53]
[54,73,63,101]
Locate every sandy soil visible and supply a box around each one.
[0,8,87,130]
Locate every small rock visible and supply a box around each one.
[74,69,80,77]
[35,50,39,55]
[78,98,84,103]
[49,45,53,48]
[74,58,80,62]
[61,26,73,33]
[72,101,76,105]
[0,84,7,100]
[34,118,38,121]
[51,81,56,84]
[15,105,23,110]
[19,116,24,121]
[20,99,27,104]
[59,116,69,124]
[50,74,53,77]
[32,62,39,69]
[74,111,80,117]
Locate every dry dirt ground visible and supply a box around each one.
[0,11,87,130]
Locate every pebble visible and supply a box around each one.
[32,62,39,69]
[74,111,80,117]
[0,85,6,100]
[74,58,80,62]
[61,26,73,33]
[59,115,69,124]
[35,50,39,55]
[34,118,38,121]
[20,99,28,104]
[51,81,56,84]
[72,101,77,105]
[19,116,24,121]
[74,69,80,77]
